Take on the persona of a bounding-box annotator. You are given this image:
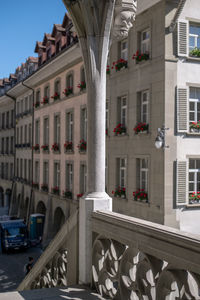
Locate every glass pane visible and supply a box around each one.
[197,161,200,169]
[189,36,195,48]
[189,159,195,169]
[190,88,196,99]
[189,183,194,192]
[189,172,194,181]
[190,112,195,121]
[189,101,195,110]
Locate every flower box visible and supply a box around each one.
[32,182,39,189]
[133,189,148,202]
[112,187,126,198]
[41,144,49,151]
[112,59,128,71]
[78,139,87,152]
[113,124,126,135]
[32,144,40,151]
[190,48,200,58]
[77,81,86,91]
[189,192,200,204]
[41,97,49,105]
[41,184,48,192]
[63,87,73,97]
[132,51,149,63]
[64,141,73,152]
[51,92,60,101]
[77,193,83,199]
[134,123,149,134]
[52,186,60,195]
[190,122,200,133]
[106,65,110,75]
[63,190,73,199]
[51,143,59,152]
[34,101,40,108]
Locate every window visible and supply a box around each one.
[54,114,60,145]
[6,112,9,128]
[10,137,14,154]
[118,96,127,128]
[20,126,23,144]
[105,158,108,191]
[24,159,27,180]
[29,124,32,145]
[47,48,51,60]
[16,102,20,116]
[80,164,87,194]
[24,125,27,144]
[43,161,49,185]
[56,41,61,54]
[120,40,128,60]
[1,138,4,154]
[11,110,14,127]
[54,79,61,97]
[80,67,85,83]
[106,101,109,132]
[81,108,87,141]
[54,161,60,188]
[35,161,40,184]
[141,29,150,54]
[29,95,33,111]
[36,90,40,106]
[117,158,126,188]
[5,163,8,180]
[66,162,73,194]
[66,111,73,142]
[10,163,13,180]
[20,159,23,178]
[136,158,148,194]
[44,86,50,100]
[43,117,49,145]
[28,159,31,182]
[25,97,28,112]
[66,74,73,91]
[189,87,200,131]
[35,119,40,145]
[140,90,149,123]
[2,113,5,129]
[20,100,23,114]
[6,137,9,154]
[189,159,200,202]
[189,23,200,52]
[16,159,19,177]
[1,163,4,179]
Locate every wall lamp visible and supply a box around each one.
[155,125,169,149]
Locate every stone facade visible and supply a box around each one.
[1,0,200,239]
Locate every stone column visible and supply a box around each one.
[63,0,137,284]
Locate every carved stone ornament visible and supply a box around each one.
[112,0,137,40]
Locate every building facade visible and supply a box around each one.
[1,1,200,239]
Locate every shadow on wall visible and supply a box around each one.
[13,286,105,300]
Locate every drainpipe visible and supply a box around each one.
[5,92,16,215]
[22,81,35,224]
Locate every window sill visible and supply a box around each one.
[186,56,200,62]
[133,199,150,206]
[186,204,200,208]
[79,150,87,154]
[114,133,128,137]
[186,132,200,136]
[64,150,74,154]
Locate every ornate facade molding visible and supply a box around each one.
[112,0,137,40]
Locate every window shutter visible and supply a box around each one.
[177,20,189,57]
[176,160,188,205]
[177,87,188,132]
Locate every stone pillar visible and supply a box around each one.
[63,0,137,285]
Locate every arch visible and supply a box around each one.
[53,207,65,234]
[36,201,46,215]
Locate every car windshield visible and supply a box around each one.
[4,227,26,238]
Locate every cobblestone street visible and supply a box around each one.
[0,247,42,293]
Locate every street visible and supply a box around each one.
[0,246,42,293]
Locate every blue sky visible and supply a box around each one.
[0,0,67,78]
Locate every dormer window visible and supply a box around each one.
[38,56,42,66]
[47,48,51,60]
[56,41,61,54]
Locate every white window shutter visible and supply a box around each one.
[176,160,188,205]
[177,87,188,132]
[177,20,189,57]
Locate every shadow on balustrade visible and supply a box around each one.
[12,286,105,300]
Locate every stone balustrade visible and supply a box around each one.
[18,209,78,291]
[92,211,200,299]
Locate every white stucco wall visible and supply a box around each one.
[176,0,200,234]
